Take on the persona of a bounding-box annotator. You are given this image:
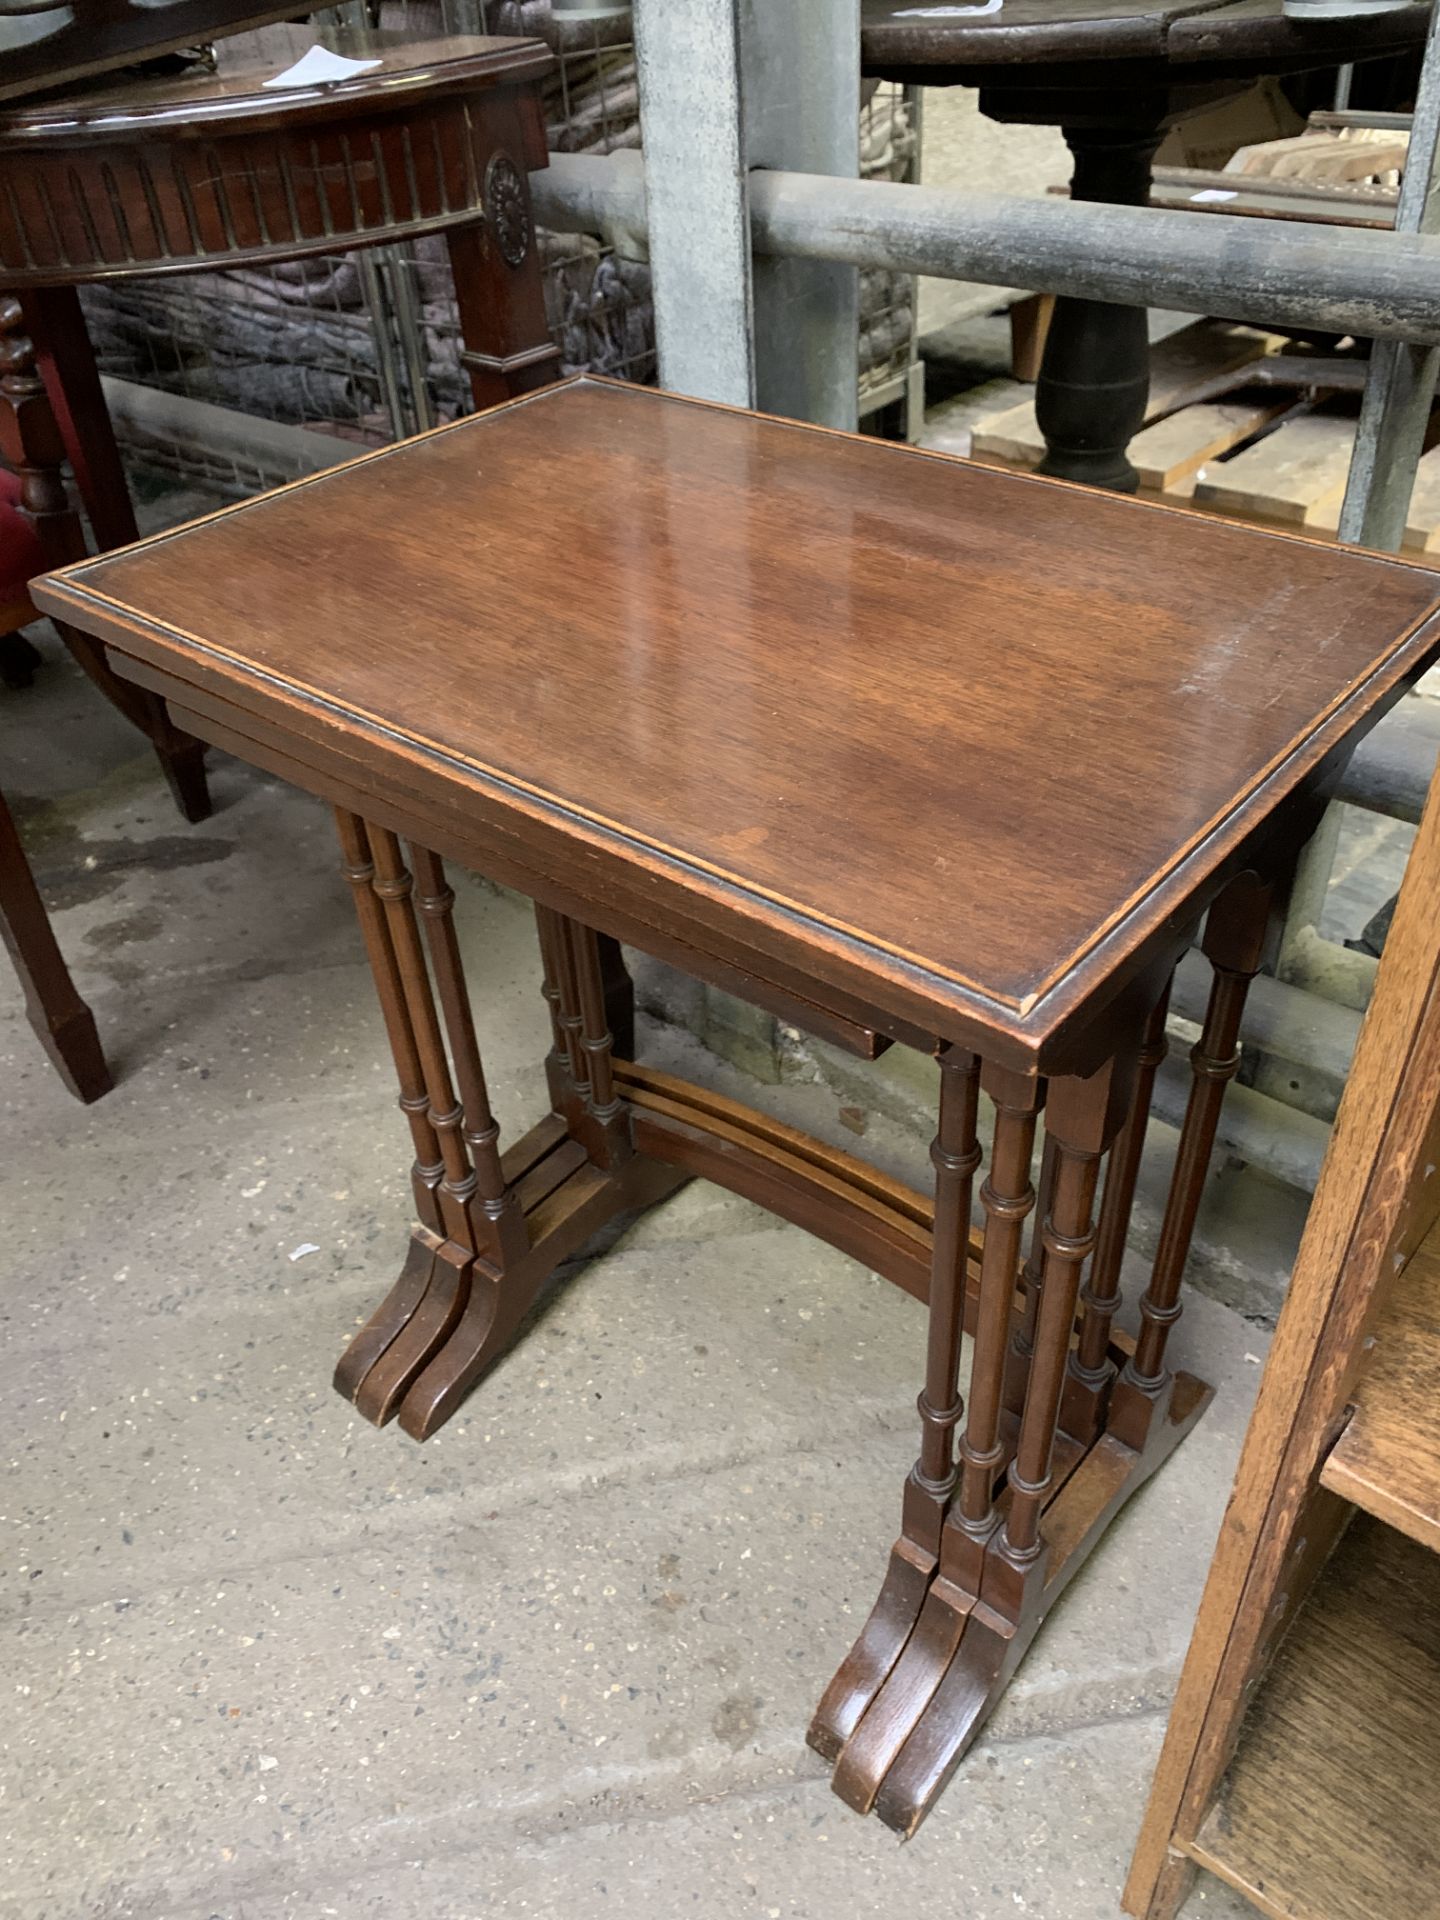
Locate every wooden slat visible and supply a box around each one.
[918,377,1038,460]
[1193,412,1353,526]
[1128,397,1289,492]
[1321,1218,1440,1553]
[1188,1517,1440,1920]
[1403,445,1440,556]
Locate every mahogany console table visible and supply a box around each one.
[36,378,1440,1835]
[0,29,558,821]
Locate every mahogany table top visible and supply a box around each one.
[37,377,1440,1067]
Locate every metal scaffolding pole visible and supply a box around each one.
[631,0,752,405]
[1339,2,1440,550]
[741,0,860,430]
[531,151,1440,347]
[1279,11,1440,1036]
[631,0,861,424]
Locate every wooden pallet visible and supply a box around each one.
[930,318,1440,563]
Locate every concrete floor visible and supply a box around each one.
[0,618,1270,1920]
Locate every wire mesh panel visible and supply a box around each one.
[858,79,920,421]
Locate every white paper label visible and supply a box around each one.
[894,2,1002,16]
[262,45,383,90]
[1190,188,1240,203]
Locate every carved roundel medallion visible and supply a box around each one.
[485,153,531,270]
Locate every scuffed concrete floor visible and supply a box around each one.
[2,624,1265,1920]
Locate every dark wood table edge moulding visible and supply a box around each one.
[34,375,1440,1840]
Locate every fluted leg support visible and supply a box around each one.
[346,826,481,1424]
[563,913,634,1168]
[866,1051,1140,1837]
[332,827,683,1441]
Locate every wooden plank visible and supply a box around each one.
[918,377,1034,460]
[1188,1518,1440,1920]
[1321,1219,1440,1553]
[1403,445,1440,555]
[1228,130,1409,182]
[1193,412,1353,526]
[970,319,1278,468]
[1128,396,1288,492]
[1310,444,1440,550]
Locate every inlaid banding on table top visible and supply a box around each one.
[36,377,1440,1024]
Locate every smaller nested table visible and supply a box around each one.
[37,379,1440,1836]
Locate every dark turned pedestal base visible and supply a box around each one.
[1034,125,1165,495]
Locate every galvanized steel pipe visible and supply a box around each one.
[531,149,1440,346]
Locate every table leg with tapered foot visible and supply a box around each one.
[829,1060,1042,1812]
[808,1047,983,1762]
[870,1048,1135,1836]
[332,810,447,1401]
[349,826,484,1426]
[0,782,110,1101]
[397,905,686,1440]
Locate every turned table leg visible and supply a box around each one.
[828,1059,1040,1810]
[1004,1120,1055,1415]
[332,810,448,1401]
[1109,873,1277,1452]
[809,1046,983,1761]
[327,822,684,1445]
[349,825,486,1426]
[1034,125,1163,494]
[0,782,110,1102]
[867,1049,1138,1837]
[400,901,682,1441]
[1061,980,1173,1445]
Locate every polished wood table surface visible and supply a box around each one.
[37,378,1440,1836]
[861,0,1432,492]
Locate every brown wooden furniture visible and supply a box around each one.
[1125,681,1440,1917]
[0,1,298,105]
[35,377,1440,1835]
[860,0,1431,491]
[0,28,559,822]
[0,451,109,1100]
[0,781,110,1103]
